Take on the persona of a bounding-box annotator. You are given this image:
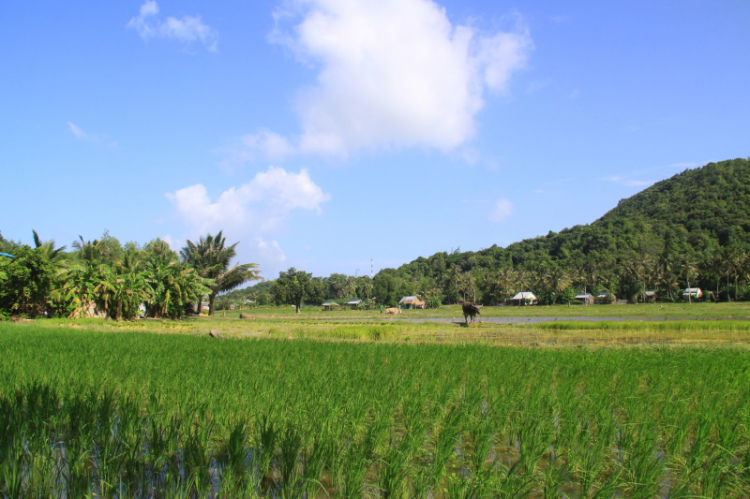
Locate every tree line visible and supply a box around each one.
[234,158,750,308]
[0,230,260,319]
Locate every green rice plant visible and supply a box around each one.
[216,421,251,489]
[377,443,411,499]
[277,425,303,497]
[338,428,376,499]
[253,414,278,492]
[424,404,462,494]
[617,428,665,499]
[0,443,25,499]
[300,435,330,499]
[540,458,568,499]
[25,437,59,498]
[462,399,498,492]
[568,421,612,498]
[182,418,215,496]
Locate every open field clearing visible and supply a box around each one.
[210,301,750,320]
[3,320,750,497]
[24,300,750,347]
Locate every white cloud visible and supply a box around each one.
[254,238,287,265]
[219,131,296,171]
[66,122,117,148]
[166,167,327,278]
[236,0,532,160]
[489,198,514,223]
[127,1,218,51]
[66,122,92,140]
[165,166,330,237]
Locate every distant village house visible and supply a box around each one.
[345,299,362,310]
[574,293,595,305]
[399,296,426,309]
[510,292,537,306]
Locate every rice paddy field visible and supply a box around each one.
[2,303,750,498]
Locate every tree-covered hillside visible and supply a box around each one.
[383,158,750,305]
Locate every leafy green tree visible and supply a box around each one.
[271,268,322,313]
[181,232,262,315]
[144,240,212,319]
[72,231,123,266]
[59,262,109,318]
[372,269,401,306]
[0,244,62,317]
[482,267,518,304]
[355,276,374,301]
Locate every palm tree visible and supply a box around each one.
[679,256,700,303]
[181,232,262,315]
[32,230,67,261]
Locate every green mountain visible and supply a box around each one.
[234,158,750,307]
[390,158,750,304]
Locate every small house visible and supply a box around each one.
[510,292,537,306]
[399,296,426,309]
[682,288,703,301]
[321,301,341,311]
[345,299,362,310]
[644,291,658,303]
[574,293,595,305]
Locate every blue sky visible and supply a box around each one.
[2,0,748,279]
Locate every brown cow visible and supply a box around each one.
[384,307,401,315]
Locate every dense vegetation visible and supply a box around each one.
[376,158,750,306]
[241,158,748,307]
[2,324,750,497]
[0,231,259,320]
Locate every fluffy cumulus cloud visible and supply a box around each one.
[165,167,329,275]
[237,0,532,161]
[127,1,218,51]
[489,198,514,223]
[166,167,330,236]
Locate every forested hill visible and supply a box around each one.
[387,158,750,304]
[601,159,750,242]
[504,157,750,263]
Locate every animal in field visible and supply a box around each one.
[461,301,482,323]
[384,307,401,315]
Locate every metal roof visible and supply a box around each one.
[399,296,421,303]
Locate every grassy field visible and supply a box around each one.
[212,300,750,319]
[21,301,750,347]
[2,303,750,497]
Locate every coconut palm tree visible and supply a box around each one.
[679,256,700,303]
[181,232,262,315]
